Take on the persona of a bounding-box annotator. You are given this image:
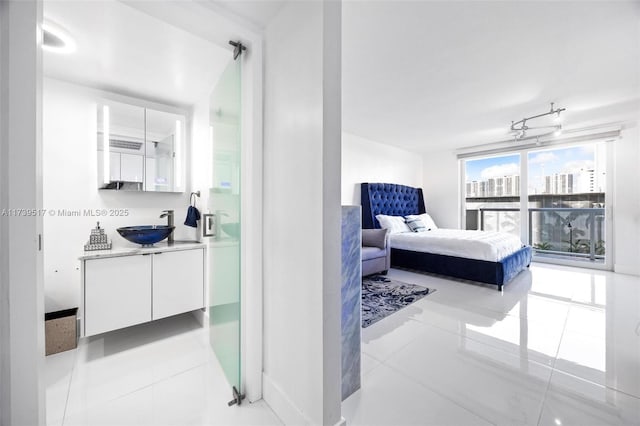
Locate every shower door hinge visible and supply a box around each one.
[229,40,246,60]
[227,386,246,406]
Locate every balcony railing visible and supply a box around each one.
[470,207,606,262]
[478,207,519,233]
[528,207,605,261]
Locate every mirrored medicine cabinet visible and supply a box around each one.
[97,100,185,192]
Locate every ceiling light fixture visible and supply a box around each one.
[554,109,563,123]
[511,102,566,140]
[42,21,76,54]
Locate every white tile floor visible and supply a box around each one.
[45,313,282,426]
[47,263,640,426]
[343,263,640,426]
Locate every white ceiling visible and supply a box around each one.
[43,1,640,150]
[43,0,232,108]
[342,0,640,153]
[211,0,286,29]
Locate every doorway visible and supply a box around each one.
[37,1,264,423]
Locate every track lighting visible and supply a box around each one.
[554,126,563,137]
[511,102,566,141]
[554,110,562,123]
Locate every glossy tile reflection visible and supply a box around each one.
[343,264,640,426]
[45,313,282,426]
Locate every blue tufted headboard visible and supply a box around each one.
[361,183,426,229]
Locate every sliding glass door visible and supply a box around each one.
[463,141,609,268]
[527,144,607,263]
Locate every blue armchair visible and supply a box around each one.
[362,228,390,276]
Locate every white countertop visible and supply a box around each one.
[79,240,206,261]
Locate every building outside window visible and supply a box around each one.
[463,142,608,266]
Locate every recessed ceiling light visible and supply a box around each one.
[42,21,76,54]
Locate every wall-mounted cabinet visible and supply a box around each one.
[81,245,205,337]
[84,254,152,336]
[97,100,185,192]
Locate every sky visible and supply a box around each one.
[465,145,598,193]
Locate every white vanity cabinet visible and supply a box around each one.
[84,254,152,336]
[152,249,204,320]
[81,244,205,337]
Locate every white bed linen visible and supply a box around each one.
[390,228,523,262]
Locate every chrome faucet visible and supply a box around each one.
[159,210,175,244]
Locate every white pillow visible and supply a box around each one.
[405,213,438,231]
[375,214,411,234]
[405,217,427,233]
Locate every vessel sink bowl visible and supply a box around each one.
[221,223,240,239]
[117,225,175,246]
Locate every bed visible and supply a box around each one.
[361,182,532,291]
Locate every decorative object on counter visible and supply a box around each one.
[84,221,112,251]
[185,190,201,228]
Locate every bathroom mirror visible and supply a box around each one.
[97,101,145,191]
[97,100,185,192]
[145,109,184,192]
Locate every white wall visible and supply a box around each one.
[341,132,423,205]
[42,78,199,312]
[189,94,214,246]
[420,149,460,229]
[1,1,46,425]
[612,125,640,275]
[238,36,265,403]
[263,1,342,425]
[421,126,640,275]
[1,6,6,423]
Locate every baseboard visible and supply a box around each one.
[263,373,311,425]
[614,263,640,276]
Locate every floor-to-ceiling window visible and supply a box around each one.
[527,144,607,263]
[463,141,609,267]
[464,153,521,237]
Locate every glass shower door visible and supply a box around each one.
[208,56,242,404]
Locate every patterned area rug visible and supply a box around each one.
[362,276,434,328]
